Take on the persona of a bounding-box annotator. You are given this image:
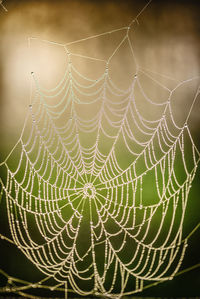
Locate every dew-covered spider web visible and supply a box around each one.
[0,1,200,298]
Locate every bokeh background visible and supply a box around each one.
[0,0,200,297]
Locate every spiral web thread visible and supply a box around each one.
[0,2,200,298]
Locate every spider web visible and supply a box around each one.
[0,2,200,298]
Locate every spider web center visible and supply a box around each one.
[83,183,96,199]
